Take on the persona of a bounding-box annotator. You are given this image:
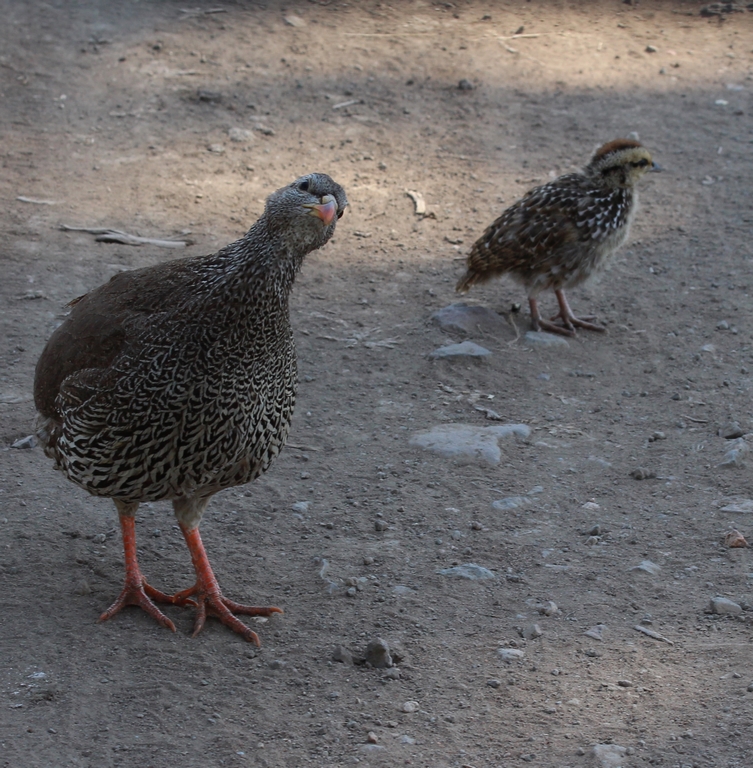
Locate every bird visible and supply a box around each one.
[34,173,348,644]
[456,139,660,336]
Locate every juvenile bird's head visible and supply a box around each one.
[263,173,348,255]
[586,139,660,190]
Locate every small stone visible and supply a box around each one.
[291,501,310,514]
[719,439,748,468]
[523,331,569,348]
[346,587,357,598]
[617,679,633,687]
[365,638,392,668]
[207,143,225,154]
[585,535,601,546]
[438,563,495,580]
[268,659,286,670]
[374,519,388,532]
[11,435,36,450]
[498,648,525,663]
[538,601,558,616]
[410,423,530,466]
[747,683,753,692]
[492,495,530,511]
[521,623,543,640]
[284,14,306,27]
[227,127,254,143]
[717,320,730,330]
[401,700,419,713]
[645,44,658,53]
[428,341,491,360]
[366,731,378,744]
[470,520,483,530]
[721,500,753,514]
[399,735,416,744]
[332,645,354,665]
[719,421,744,439]
[724,530,748,548]
[382,667,401,680]
[587,524,601,536]
[431,303,508,335]
[709,597,742,615]
[363,556,375,566]
[630,467,657,480]
[648,430,666,442]
[486,678,501,688]
[593,744,627,768]
[585,624,606,641]
[631,560,661,576]
[458,78,474,90]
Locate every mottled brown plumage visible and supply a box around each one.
[456,139,659,336]
[34,173,347,643]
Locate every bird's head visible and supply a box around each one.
[263,173,348,255]
[586,139,660,190]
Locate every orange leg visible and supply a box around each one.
[529,296,575,337]
[99,512,177,632]
[550,289,605,334]
[174,523,283,645]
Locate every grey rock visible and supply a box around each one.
[11,435,36,450]
[392,585,416,597]
[721,499,753,514]
[365,638,393,668]
[227,127,254,143]
[410,423,530,466]
[291,500,310,514]
[428,341,491,360]
[631,560,661,576]
[521,623,543,640]
[709,597,742,615]
[719,421,744,439]
[492,495,531,511]
[498,648,525,663]
[332,645,354,665]
[719,438,748,468]
[585,624,607,641]
[523,331,569,348]
[537,600,559,616]
[486,678,501,688]
[431,303,508,335]
[374,519,388,532]
[630,467,657,480]
[438,563,496,580]
[458,78,474,91]
[593,743,627,768]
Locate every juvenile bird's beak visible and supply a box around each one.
[304,194,338,226]
[650,161,663,172]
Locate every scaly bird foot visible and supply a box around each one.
[99,577,178,632]
[172,584,283,645]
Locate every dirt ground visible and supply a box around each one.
[1,1,753,766]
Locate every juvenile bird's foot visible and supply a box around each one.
[552,289,606,334]
[177,523,282,645]
[99,576,178,632]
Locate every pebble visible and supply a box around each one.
[399,735,416,744]
[383,667,401,680]
[291,501,310,514]
[521,623,542,640]
[585,624,606,641]
[458,78,474,90]
[331,645,354,665]
[631,560,661,576]
[207,143,225,154]
[593,744,627,768]
[409,423,530,466]
[709,597,742,615]
[284,14,306,27]
[648,430,666,442]
[492,495,531,511]
[486,678,501,688]
[431,303,508,335]
[401,701,419,713]
[587,524,601,536]
[392,585,416,596]
[718,438,748,468]
[724,530,748,548]
[366,731,379,744]
[438,563,496,580]
[227,127,254,143]
[721,499,753,514]
[630,467,657,480]
[537,601,558,616]
[748,683,753,693]
[365,638,393,668]
[428,341,491,360]
[374,519,388,532]
[522,331,569,348]
[363,556,375,566]
[498,648,525,663]
[11,435,36,450]
[719,421,744,439]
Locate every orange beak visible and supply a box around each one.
[304,194,338,227]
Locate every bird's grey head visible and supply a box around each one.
[263,173,348,255]
[586,139,660,190]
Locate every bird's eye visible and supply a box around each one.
[298,180,310,191]
[632,159,649,168]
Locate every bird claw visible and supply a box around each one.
[99,578,177,632]
[173,583,283,645]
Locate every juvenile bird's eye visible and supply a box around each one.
[298,180,310,191]
[632,159,649,168]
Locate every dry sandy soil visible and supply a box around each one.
[1,1,753,767]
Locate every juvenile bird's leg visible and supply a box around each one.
[550,289,606,334]
[99,500,178,631]
[528,296,576,338]
[172,497,283,645]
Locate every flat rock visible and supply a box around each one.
[630,559,661,576]
[721,499,753,514]
[431,303,508,335]
[11,435,36,449]
[438,563,496,580]
[523,330,570,348]
[409,423,530,465]
[718,438,748,468]
[593,744,627,768]
[428,341,491,360]
[709,597,742,615]
[491,495,531,511]
[498,648,525,663]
